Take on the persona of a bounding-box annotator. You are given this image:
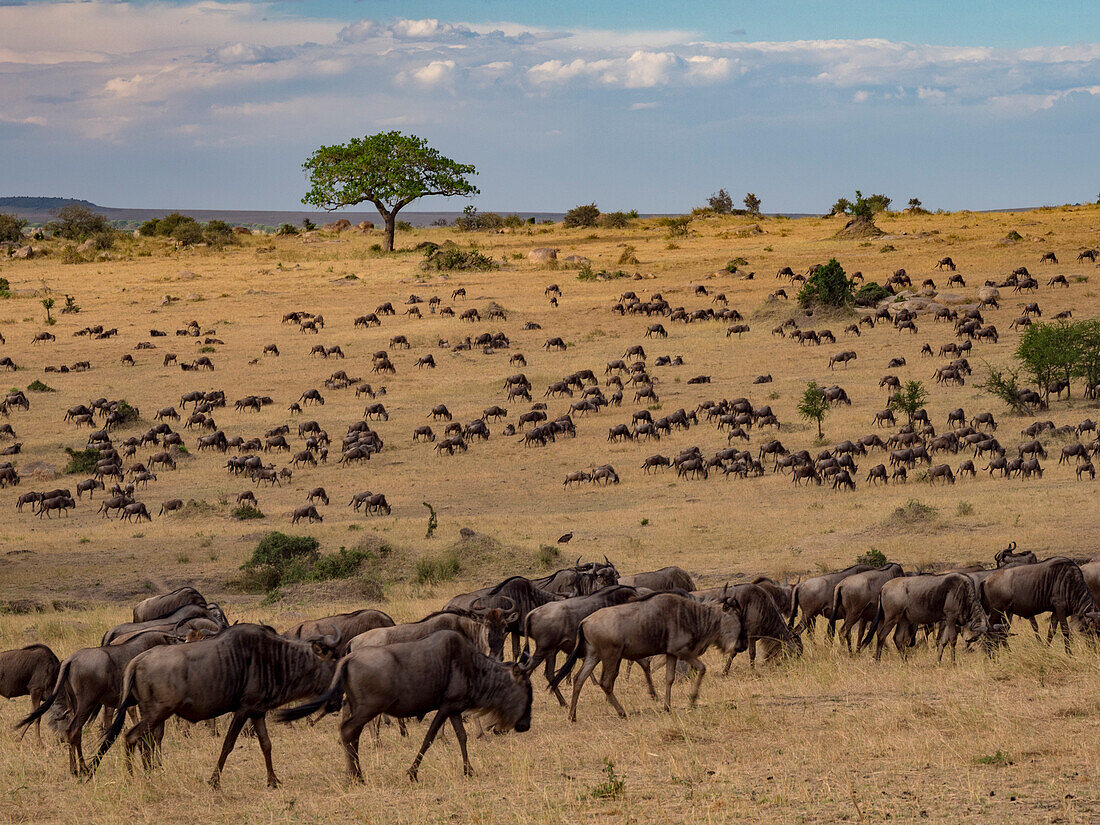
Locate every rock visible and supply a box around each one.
[919,287,937,298]
[13,245,34,259]
[177,270,197,281]
[933,291,968,305]
[834,216,883,239]
[978,286,1000,302]
[357,221,375,231]
[528,247,558,264]
[187,293,202,301]
[324,219,352,232]
[232,226,252,235]
[160,294,176,306]
[77,239,97,253]
[459,527,477,540]
[562,254,590,266]
[20,461,59,480]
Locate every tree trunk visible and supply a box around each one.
[382,211,396,252]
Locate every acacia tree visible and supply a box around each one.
[743,192,761,216]
[888,380,929,424]
[798,381,829,439]
[302,132,479,251]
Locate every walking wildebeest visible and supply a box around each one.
[981,558,1100,651]
[276,631,532,782]
[1,644,60,743]
[617,566,695,592]
[789,564,874,633]
[550,590,747,721]
[827,564,905,652]
[90,624,342,787]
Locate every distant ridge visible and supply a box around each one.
[0,196,568,230]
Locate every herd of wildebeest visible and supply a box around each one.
[1,244,1100,786]
[3,545,1100,786]
[1,248,1100,521]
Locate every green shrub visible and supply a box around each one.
[586,759,626,800]
[0,212,28,243]
[725,257,749,273]
[113,400,140,424]
[395,220,413,232]
[453,207,504,231]
[238,532,376,592]
[203,219,235,247]
[0,278,9,298]
[853,281,890,305]
[231,504,264,520]
[537,544,561,569]
[598,211,632,229]
[422,246,496,271]
[414,549,462,584]
[199,345,215,353]
[563,203,600,228]
[311,545,375,580]
[26,380,54,392]
[49,205,111,241]
[276,223,300,236]
[660,215,691,237]
[879,244,896,253]
[798,258,855,307]
[64,447,100,475]
[856,548,889,568]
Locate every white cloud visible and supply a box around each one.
[411,59,456,87]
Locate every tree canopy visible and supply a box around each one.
[798,258,855,307]
[797,381,829,438]
[302,132,479,251]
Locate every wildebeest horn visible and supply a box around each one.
[323,628,342,649]
[496,597,515,613]
[576,555,582,567]
[470,597,485,612]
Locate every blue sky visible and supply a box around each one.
[0,1,1096,213]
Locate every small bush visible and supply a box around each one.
[586,759,626,800]
[598,212,632,229]
[956,501,975,517]
[113,400,140,424]
[798,258,855,307]
[422,246,496,272]
[26,380,54,392]
[975,750,1013,766]
[276,223,300,236]
[563,203,600,228]
[0,278,9,298]
[312,545,375,580]
[660,216,692,237]
[879,244,896,253]
[64,447,100,475]
[853,281,891,305]
[199,345,215,353]
[725,257,748,273]
[0,212,27,244]
[856,548,889,568]
[231,504,265,520]
[414,549,462,584]
[536,544,560,569]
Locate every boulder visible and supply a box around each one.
[528,247,558,264]
[978,286,1000,302]
[834,216,883,239]
[232,226,252,235]
[933,291,968,305]
[562,254,591,266]
[324,219,352,232]
[357,221,375,231]
[77,239,97,253]
[13,245,34,259]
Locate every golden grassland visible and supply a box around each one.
[0,205,1098,823]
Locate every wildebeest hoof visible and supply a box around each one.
[208,773,221,789]
[407,768,420,782]
[267,776,281,789]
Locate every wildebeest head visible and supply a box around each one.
[718,586,749,655]
[477,660,533,735]
[305,628,343,660]
[1067,611,1100,636]
[471,597,519,658]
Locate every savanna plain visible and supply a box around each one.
[1,206,1099,824]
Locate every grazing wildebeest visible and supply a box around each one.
[789,564,874,633]
[827,564,905,652]
[0,643,60,743]
[18,630,183,775]
[617,566,695,592]
[860,573,991,662]
[90,624,342,787]
[284,609,395,653]
[103,603,227,645]
[277,631,532,782]
[521,585,640,704]
[695,583,802,668]
[550,591,746,720]
[133,587,207,622]
[981,558,1100,650]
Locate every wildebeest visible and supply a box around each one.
[18,630,183,775]
[981,558,1100,650]
[277,631,532,782]
[91,624,342,787]
[0,643,60,743]
[860,573,991,661]
[827,564,905,652]
[550,591,746,720]
[617,566,695,592]
[284,609,395,654]
[446,577,563,657]
[103,603,227,646]
[789,564,874,633]
[521,585,640,704]
[133,587,208,622]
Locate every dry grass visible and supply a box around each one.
[1,206,1099,823]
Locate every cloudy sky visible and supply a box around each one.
[0,0,1096,213]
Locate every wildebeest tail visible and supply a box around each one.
[14,657,71,735]
[787,586,800,630]
[89,662,139,771]
[827,587,843,639]
[858,602,884,651]
[275,658,347,723]
[547,626,585,691]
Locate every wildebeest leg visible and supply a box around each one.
[407,708,451,782]
[69,700,100,776]
[1029,616,1041,639]
[209,710,249,789]
[251,715,280,788]
[635,657,658,699]
[339,710,373,782]
[28,690,43,745]
[449,715,472,777]
[684,654,708,708]
[722,652,735,676]
[598,657,627,718]
[568,653,599,722]
[1058,613,1072,653]
[544,653,566,707]
[747,638,757,668]
[511,631,521,660]
[936,621,957,663]
[893,621,910,659]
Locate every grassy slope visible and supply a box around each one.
[0,206,1098,823]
